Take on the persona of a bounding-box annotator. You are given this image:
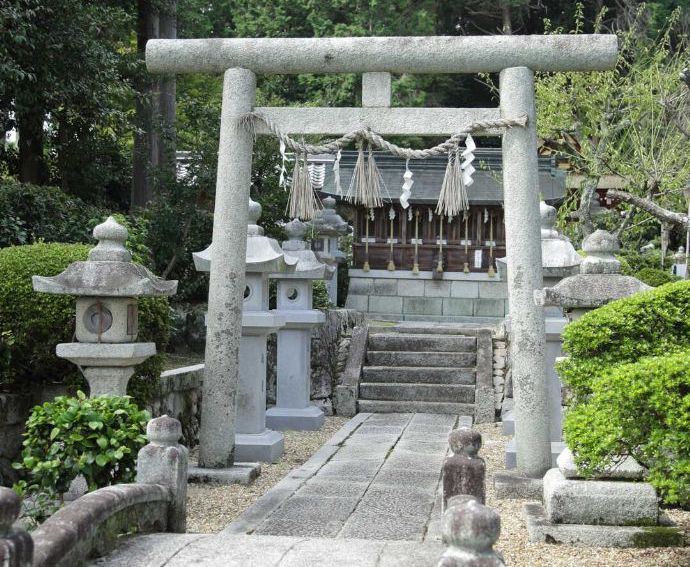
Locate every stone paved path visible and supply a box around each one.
[94,412,469,566]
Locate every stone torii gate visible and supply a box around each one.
[146,36,618,481]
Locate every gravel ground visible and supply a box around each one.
[186,416,689,566]
[186,416,348,533]
[475,422,690,567]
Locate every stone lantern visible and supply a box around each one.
[266,219,335,431]
[194,198,296,463]
[672,246,687,278]
[32,217,177,397]
[308,196,349,305]
[535,229,651,321]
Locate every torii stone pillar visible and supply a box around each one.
[146,35,618,479]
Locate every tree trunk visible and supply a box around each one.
[501,2,512,34]
[157,1,177,181]
[17,105,47,185]
[131,0,160,210]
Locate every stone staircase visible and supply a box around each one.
[357,326,494,421]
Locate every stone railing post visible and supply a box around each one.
[438,495,505,567]
[0,487,33,567]
[136,415,188,533]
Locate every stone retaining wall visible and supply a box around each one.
[345,270,509,322]
[492,322,510,413]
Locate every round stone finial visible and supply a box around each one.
[540,201,559,239]
[582,229,620,255]
[674,247,686,263]
[448,428,482,457]
[147,415,182,446]
[285,219,307,240]
[581,229,621,274]
[442,498,501,552]
[0,486,21,533]
[247,198,265,237]
[248,198,262,224]
[88,216,132,262]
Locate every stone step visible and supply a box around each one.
[394,325,490,336]
[367,333,476,353]
[358,399,475,416]
[366,351,477,367]
[362,366,476,385]
[360,382,476,403]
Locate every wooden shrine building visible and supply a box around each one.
[310,149,567,322]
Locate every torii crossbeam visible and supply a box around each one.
[146,35,618,481]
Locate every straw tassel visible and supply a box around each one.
[436,146,469,217]
[287,152,321,220]
[346,142,385,209]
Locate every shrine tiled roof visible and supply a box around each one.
[308,149,566,205]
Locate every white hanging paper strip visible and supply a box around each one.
[389,207,396,221]
[428,208,433,222]
[400,158,414,209]
[308,163,326,189]
[369,208,375,221]
[278,139,290,189]
[461,134,476,187]
[484,208,489,223]
[408,207,413,221]
[333,150,342,196]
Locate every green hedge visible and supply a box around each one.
[0,243,170,405]
[557,280,690,400]
[563,351,690,506]
[635,267,680,288]
[0,181,106,247]
[558,280,690,506]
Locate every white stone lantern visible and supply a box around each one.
[266,220,335,431]
[194,198,296,463]
[32,217,177,396]
[308,196,349,305]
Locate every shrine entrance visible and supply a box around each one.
[146,35,618,480]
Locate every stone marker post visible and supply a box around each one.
[136,415,188,533]
[0,487,33,567]
[199,68,256,469]
[443,429,486,510]
[500,67,551,478]
[438,495,505,567]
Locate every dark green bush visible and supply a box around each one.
[635,267,680,287]
[563,351,690,507]
[0,243,170,405]
[0,181,106,247]
[14,391,148,495]
[557,280,690,400]
[558,280,690,506]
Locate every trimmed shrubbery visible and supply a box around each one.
[635,267,681,287]
[0,243,170,405]
[558,281,690,506]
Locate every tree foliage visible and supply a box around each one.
[535,3,690,247]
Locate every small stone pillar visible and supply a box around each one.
[194,199,296,463]
[32,217,177,396]
[266,220,335,431]
[443,429,486,510]
[672,246,687,278]
[0,486,33,567]
[438,495,505,567]
[136,415,188,533]
[307,196,349,305]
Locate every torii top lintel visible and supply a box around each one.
[146,35,618,75]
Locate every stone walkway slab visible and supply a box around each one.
[229,412,471,542]
[93,413,470,566]
[92,533,445,567]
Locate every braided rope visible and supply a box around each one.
[240,112,527,159]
